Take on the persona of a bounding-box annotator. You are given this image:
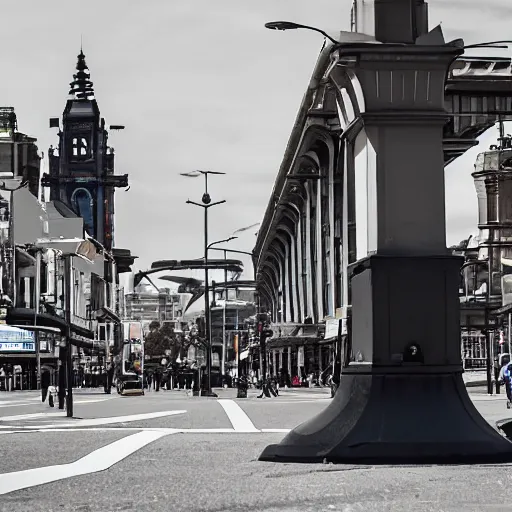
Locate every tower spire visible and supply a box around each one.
[69,49,94,100]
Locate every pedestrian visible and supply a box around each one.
[41,369,50,403]
[154,368,161,392]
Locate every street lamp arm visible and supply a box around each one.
[186,200,205,208]
[209,247,253,257]
[205,199,226,208]
[207,236,237,250]
[264,21,340,45]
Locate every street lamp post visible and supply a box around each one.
[209,247,255,281]
[182,170,226,397]
[209,244,256,397]
[207,237,237,381]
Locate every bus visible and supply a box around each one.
[116,321,145,396]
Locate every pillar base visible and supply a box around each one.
[259,370,512,464]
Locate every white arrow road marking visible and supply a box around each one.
[218,399,259,432]
[0,409,187,429]
[0,430,168,495]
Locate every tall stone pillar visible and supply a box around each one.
[260,21,512,462]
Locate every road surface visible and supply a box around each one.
[0,386,511,512]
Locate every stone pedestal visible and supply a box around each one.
[260,256,512,463]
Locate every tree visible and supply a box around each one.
[148,321,160,332]
[144,322,176,358]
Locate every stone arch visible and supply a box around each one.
[260,267,278,319]
[260,257,280,293]
[71,187,94,235]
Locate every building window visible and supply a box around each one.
[70,135,91,160]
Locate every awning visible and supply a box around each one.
[240,349,249,361]
[492,303,512,316]
[0,353,57,359]
[6,308,95,344]
[70,337,105,352]
[6,308,68,333]
[96,306,121,324]
[267,336,320,349]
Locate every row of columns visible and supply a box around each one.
[269,345,326,379]
[259,140,341,326]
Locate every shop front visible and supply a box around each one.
[0,324,58,390]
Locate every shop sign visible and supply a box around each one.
[0,341,35,352]
[324,319,340,340]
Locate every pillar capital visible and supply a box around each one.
[333,44,463,115]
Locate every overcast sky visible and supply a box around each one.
[1,0,510,284]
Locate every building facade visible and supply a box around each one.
[458,134,512,375]
[42,51,128,251]
[252,9,512,385]
[210,282,256,378]
[0,52,136,391]
[125,283,183,332]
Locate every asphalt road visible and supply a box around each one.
[0,386,512,512]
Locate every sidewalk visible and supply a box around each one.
[463,371,490,388]
[0,375,492,396]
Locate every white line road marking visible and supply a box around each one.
[0,409,187,429]
[0,397,112,409]
[73,398,115,405]
[0,426,292,435]
[0,412,64,422]
[218,399,259,432]
[0,430,168,495]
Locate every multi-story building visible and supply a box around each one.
[0,112,41,198]
[0,51,137,391]
[210,282,256,378]
[125,282,183,332]
[458,133,512,374]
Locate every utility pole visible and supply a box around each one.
[34,249,41,390]
[64,254,73,417]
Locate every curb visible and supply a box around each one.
[465,380,490,388]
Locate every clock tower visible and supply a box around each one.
[42,50,128,250]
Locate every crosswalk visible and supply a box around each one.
[0,390,330,432]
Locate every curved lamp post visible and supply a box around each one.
[265,21,340,45]
[265,21,512,50]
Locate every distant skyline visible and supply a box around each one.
[1,0,511,286]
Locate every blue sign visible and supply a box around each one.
[0,342,35,352]
[0,326,35,352]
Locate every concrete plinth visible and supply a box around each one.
[259,371,512,464]
[259,255,512,464]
